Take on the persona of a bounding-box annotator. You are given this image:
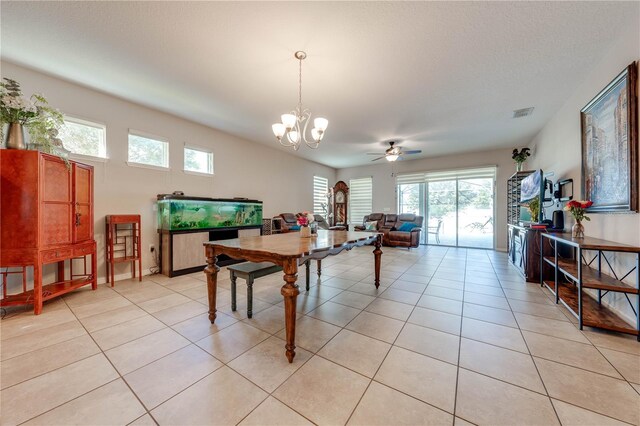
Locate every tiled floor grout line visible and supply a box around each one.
[451,248,468,424]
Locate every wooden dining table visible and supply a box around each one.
[203,230,383,363]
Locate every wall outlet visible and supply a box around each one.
[149,244,155,253]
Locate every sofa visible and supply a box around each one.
[354,213,423,248]
[273,213,300,233]
[313,215,346,231]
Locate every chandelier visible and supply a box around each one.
[272,51,328,150]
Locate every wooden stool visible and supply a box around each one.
[228,260,316,318]
[106,215,142,286]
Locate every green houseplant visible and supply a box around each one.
[1,78,65,155]
[512,148,531,172]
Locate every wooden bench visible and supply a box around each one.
[228,260,316,318]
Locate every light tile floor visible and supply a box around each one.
[1,246,639,425]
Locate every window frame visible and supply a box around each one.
[183,144,214,176]
[127,129,170,170]
[59,115,108,161]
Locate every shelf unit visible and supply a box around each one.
[507,170,534,227]
[541,232,639,340]
[105,215,142,286]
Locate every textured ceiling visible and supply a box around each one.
[1,1,638,168]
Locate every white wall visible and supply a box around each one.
[528,23,640,324]
[2,61,336,282]
[337,148,516,251]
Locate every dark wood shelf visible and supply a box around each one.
[552,281,638,336]
[0,277,94,307]
[544,257,639,294]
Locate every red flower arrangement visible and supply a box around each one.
[297,212,314,227]
[564,200,593,222]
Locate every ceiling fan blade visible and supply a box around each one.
[367,152,386,155]
[402,150,422,155]
[370,156,387,162]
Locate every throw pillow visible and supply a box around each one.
[289,225,301,231]
[364,221,378,231]
[398,222,419,232]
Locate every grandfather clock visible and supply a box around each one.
[332,181,349,227]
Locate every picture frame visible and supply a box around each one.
[581,62,638,213]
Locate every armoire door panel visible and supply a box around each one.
[74,165,91,204]
[42,157,71,202]
[41,203,72,246]
[74,204,92,242]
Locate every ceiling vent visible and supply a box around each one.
[513,107,534,118]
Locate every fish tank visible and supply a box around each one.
[157,195,263,231]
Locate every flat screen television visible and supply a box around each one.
[520,170,543,203]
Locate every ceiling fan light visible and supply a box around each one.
[314,117,328,131]
[272,123,285,138]
[386,154,399,162]
[281,114,297,129]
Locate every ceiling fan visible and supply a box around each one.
[367,141,422,162]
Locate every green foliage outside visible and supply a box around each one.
[399,179,493,219]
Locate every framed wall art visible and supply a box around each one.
[581,61,638,212]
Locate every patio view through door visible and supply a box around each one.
[397,167,496,249]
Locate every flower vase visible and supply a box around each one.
[515,162,524,172]
[572,221,584,238]
[4,122,27,150]
[300,226,311,238]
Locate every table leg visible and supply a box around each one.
[305,260,310,292]
[34,264,43,315]
[247,277,254,319]
[204,250,220,323]
[230,272,237,312]
[373,234,382,288]
[281,258,300,363]
[91,251,98,290]
[316,259,322,277]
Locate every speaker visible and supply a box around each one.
[552,210,564,230]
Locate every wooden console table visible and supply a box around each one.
[541,232,639,340]
[204,230,382,362]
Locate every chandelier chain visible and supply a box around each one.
[298,56,303,110]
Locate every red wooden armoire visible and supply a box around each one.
[0,150,97,314]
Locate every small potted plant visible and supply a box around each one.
[512,148,531,172]
[297,212,315,238]
[1,78,65,155]
[564,200,593,238]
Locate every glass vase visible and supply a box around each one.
[572,221,584,238]
[515,162,524,172]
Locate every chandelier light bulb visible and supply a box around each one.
[272,123,285,139]
[281,114,296,129]
[314,117,328,131]
[288,130,300,143]
[386,154,399,162]
[311,128,320,141]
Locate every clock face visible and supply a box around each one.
[336,191,345,203]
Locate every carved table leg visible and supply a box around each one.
[247,276,254,318]
[281,258,300,363]
[204,249,220,323]
[317,259,322,277]
[373,234,383,289]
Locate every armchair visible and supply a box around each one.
[313,215,346,231]
[386,214,424,248]
[353,213,385,231]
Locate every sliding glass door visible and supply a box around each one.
[397,168,495,249]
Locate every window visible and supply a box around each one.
[184,146,214,175]
[349,176,373,224]
[313,176,329,216]
[57,117,106,158]
[128,131,169,168]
